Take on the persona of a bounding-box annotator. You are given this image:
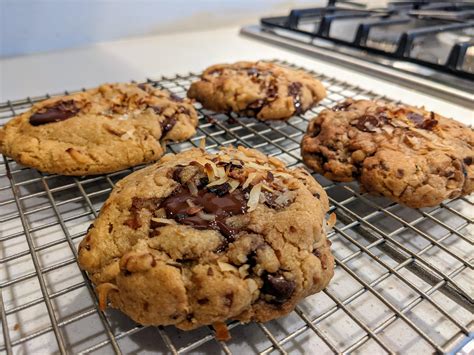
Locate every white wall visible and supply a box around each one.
[0,0,325,58]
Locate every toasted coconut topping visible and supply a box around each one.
[247,183,262,212]
[151,217,177,225]
[187,181,198,196]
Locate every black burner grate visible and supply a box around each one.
[260,2,474,79]
[0,60,472,354]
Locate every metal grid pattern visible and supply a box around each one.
[0,60,472,354]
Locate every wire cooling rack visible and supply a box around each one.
[0,60,472,354]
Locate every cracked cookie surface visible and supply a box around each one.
[187,61,326,121]
[78,146,334,330]
[301,99,474,208]
[0,83,198,175]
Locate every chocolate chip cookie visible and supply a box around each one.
[187,61,326,121]
[0,83,198,175]
[301,99,474,208]
[78,146,334,331]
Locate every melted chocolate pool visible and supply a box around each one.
[29,100,80,126]
[160,186,247,239]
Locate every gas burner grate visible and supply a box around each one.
[0,60,472,354]
[260,3,474,78]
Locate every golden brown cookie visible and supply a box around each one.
[301,99,474,208]
[78,146,334,330]
[0,83,198,175]
[188,61,326,121]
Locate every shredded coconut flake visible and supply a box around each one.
[150,217,177,225]
[247,183,262,212]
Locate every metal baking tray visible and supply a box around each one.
[0,60,472,354]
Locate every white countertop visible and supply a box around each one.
[1,26,472,124]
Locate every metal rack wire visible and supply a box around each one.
[0,60,472,354]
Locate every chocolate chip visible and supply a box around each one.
[207,267,214,276]
[406,111,438,130]
[197,298,209,305]
[352,114,383,132]
[207,182,231,196]
[396,169,405,178]
[108,223,113,233]
[161,116,177,136]
[172,167,183,183]
[464,157,473,165]
[29,100,80,126]
[332,101,352,111]
[262,273,296,303]
[198,176,209,188]
[143,302,149,311]
[288,82,303,114]
[267,171,274,182]
[313,248,321,258]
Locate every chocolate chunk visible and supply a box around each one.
[464,157,473,165]
[172,167,183,183]
[159,186,247,241]
[288,82,303,114]
[198,176,209,188]
[161,116,177,136]
[262,273,296,303]
[353,114,383,132]
[29,100,80,126]
[266,81,278,99]
[333,101,352,111]
[207,182,231,196]
[406,111,438,130]
[197,298,209,305]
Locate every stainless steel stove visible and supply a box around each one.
[241,1,474,108]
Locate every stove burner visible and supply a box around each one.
[258,1,474,79]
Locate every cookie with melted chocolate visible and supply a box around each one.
[301,99,474,208]
[187,61,326,121]
[0,83,198,175]
[78,146,334,332]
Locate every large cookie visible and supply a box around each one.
[78,146,334,331]
[0,83,198,175]
[301,99,474,208]
[187,61,326,121]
